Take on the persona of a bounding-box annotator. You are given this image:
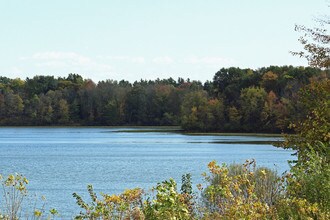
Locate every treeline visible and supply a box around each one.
[0,65,328,132]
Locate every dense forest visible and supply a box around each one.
[0,65,328,132]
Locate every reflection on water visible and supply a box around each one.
[0,127,295,217]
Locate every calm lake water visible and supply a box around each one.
[0,127,295,218]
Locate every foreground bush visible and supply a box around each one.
[143,178,191,220]
[278,80,330,218]
[73,185,144,219]
[70,157,329,219]
[201,160,280,219]
[0,173,28,220]
[0,174,58,220]
[73,177,194,220]
[2,157,329,220]
[275,150,330,219]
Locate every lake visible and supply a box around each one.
[0,127,295,218]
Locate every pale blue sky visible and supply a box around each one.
[0,0,328,82]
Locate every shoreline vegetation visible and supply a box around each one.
[1,65,329,134]
[0,125,284,136]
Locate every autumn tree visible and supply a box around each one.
[278,12,330,214]
[291,16,329,69]
[261,71,279,93]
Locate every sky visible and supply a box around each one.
[0,0,328,83]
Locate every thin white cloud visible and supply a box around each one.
[131,56,145,64]
[35,60,66,68]
[152,56,174,64]
[21,51,113,73]
[99,55,145,64]
[183,56,236,66]
[21,52,90,64]
[15,52,237,82]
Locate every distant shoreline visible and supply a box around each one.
[0,125,284,137]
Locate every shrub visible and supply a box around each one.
[201,160,280,219]
[278,80,330,217]
[0,174,58,220]
[0,173,28,220]
[73,185,144,220]
[143,178,192,220]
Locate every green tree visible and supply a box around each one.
[227,106,241,131]
[25,75,58,96]
[24,94,40,124]
[79,80,96,124]
[93,80,119,125]
[279,16,330,213]
[4,92,24,124]
[205,98,225,131]
[283,79,329,162]
[38,94,54,124]
[125,85,147,125]
[213,67,245,105]
[0,93,5,121]
[104,100,121,125]
[58,99,70,124]
[9,78,25,94]
[278,79,330,215]
[66,73,84,85]
[180,90,208,131]
[239,86,267,131]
